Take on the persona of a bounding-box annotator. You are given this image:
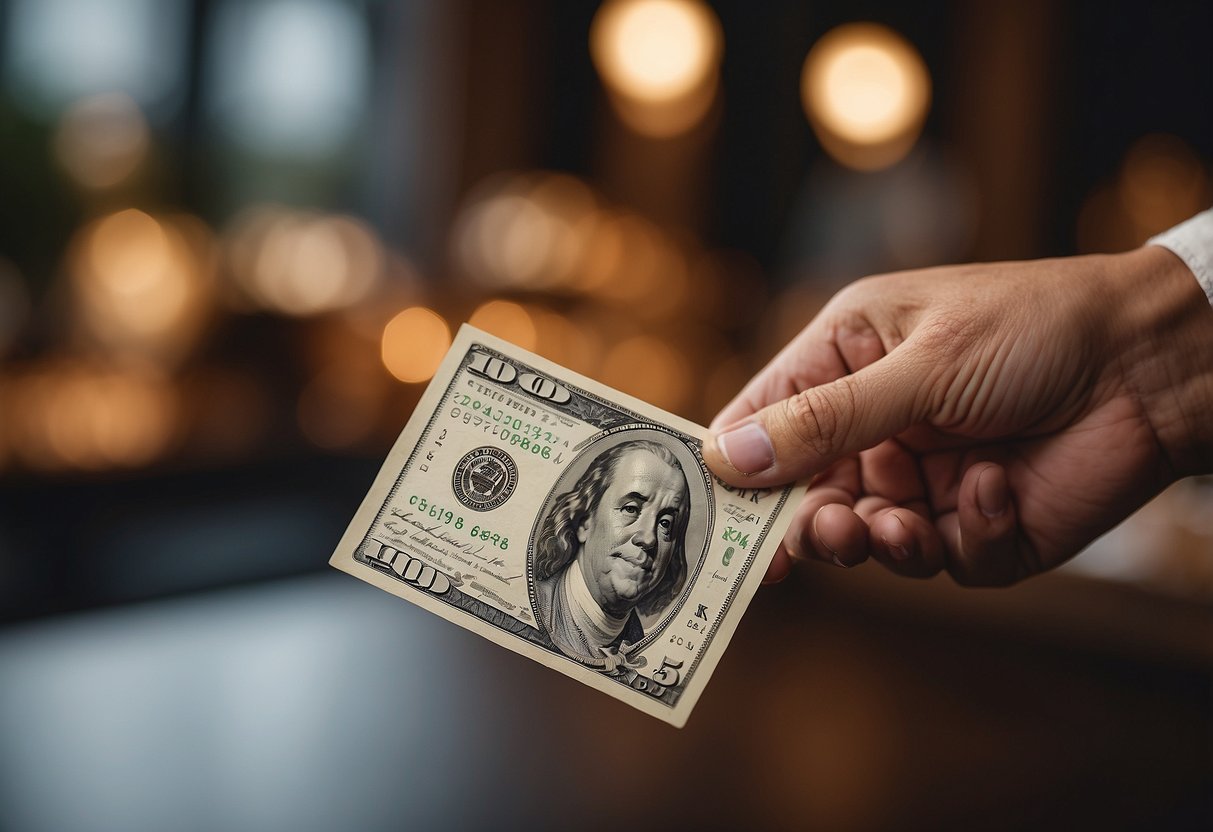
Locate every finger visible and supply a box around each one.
[710,370,799,433]
[941,463,1025,586]
[858,439,929,510]
[782,486,849,563]
[920,447,1008,517]
[835,321,889,374]
[867,507,947,579]
[815,503,870,567]
[710,328,844,431]
[705,343,930,487]
[784,493,870,568]
[762,543,793,585]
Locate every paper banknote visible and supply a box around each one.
[330,325,803,726]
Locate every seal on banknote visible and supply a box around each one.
[452,446,519,511]
[530,429,707,666]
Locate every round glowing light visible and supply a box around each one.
[381,307,451,383]
[582,214,665,302]
[9,365,176,471]
[591,0,722,138]
[1077,134,1211,253]
[226,207,383,316]
[802,24,930,170]
[817,45,909,142]
[468,300,538,351]
[453,173,600,290]
[599,334,690,413]
[532,308,600,375]
[1118,134,1210,236]
[574,211,628,294]
[455,191,550,289]
[54,92,150,189]
[528,174,599,285]
[488,194,555,285]
[339,253,425,341]
[86,210,176,302]
[70,209,214,366]
[591,0,720,103]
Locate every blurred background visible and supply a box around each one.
[0,0,1210,829]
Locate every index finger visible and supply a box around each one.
[709,326,846,430]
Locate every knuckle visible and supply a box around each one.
[831,274,884,309]
[918,301,1000,355]
[834,277,871,304]
[781,381,854,458]
[916,315,977,357]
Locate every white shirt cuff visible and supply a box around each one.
[1148,209,1213,307]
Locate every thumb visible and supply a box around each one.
[704,350,928,487]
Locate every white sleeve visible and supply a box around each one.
[1148,209,1213,307]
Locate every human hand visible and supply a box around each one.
[703,246,1213,586]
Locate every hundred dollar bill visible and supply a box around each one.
[329,325,804,727]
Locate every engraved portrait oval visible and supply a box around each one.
[527,426,712,667]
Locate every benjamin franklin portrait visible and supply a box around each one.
[531,432,706,665]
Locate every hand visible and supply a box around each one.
[703,246,1213,586]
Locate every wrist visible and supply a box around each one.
[1104,245,1213,476]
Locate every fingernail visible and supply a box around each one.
[813,510,845,566]
[886,514,912,561]
[882,535,911,562]
[976,466,1008,518]
[715,421,774,475]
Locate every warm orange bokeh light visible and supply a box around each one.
[381,307,451,383]
[591,0,719,103]
[225,206,383,316]
[8,365,177,471]
[69,209,214,367]
[578,213,662,301]
[85,210,188,333]
[1076,134,1211,253]
[590,0,722,138]
[530,308,601,376]
[453,172,599,291]
[468,300,538,351]
[1118,134,1210,235]
[801,24,930,170]
[599,334,690,413]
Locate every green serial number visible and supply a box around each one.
[407,495,509,550]
[452,395,562,444]
[450,405,555,460]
